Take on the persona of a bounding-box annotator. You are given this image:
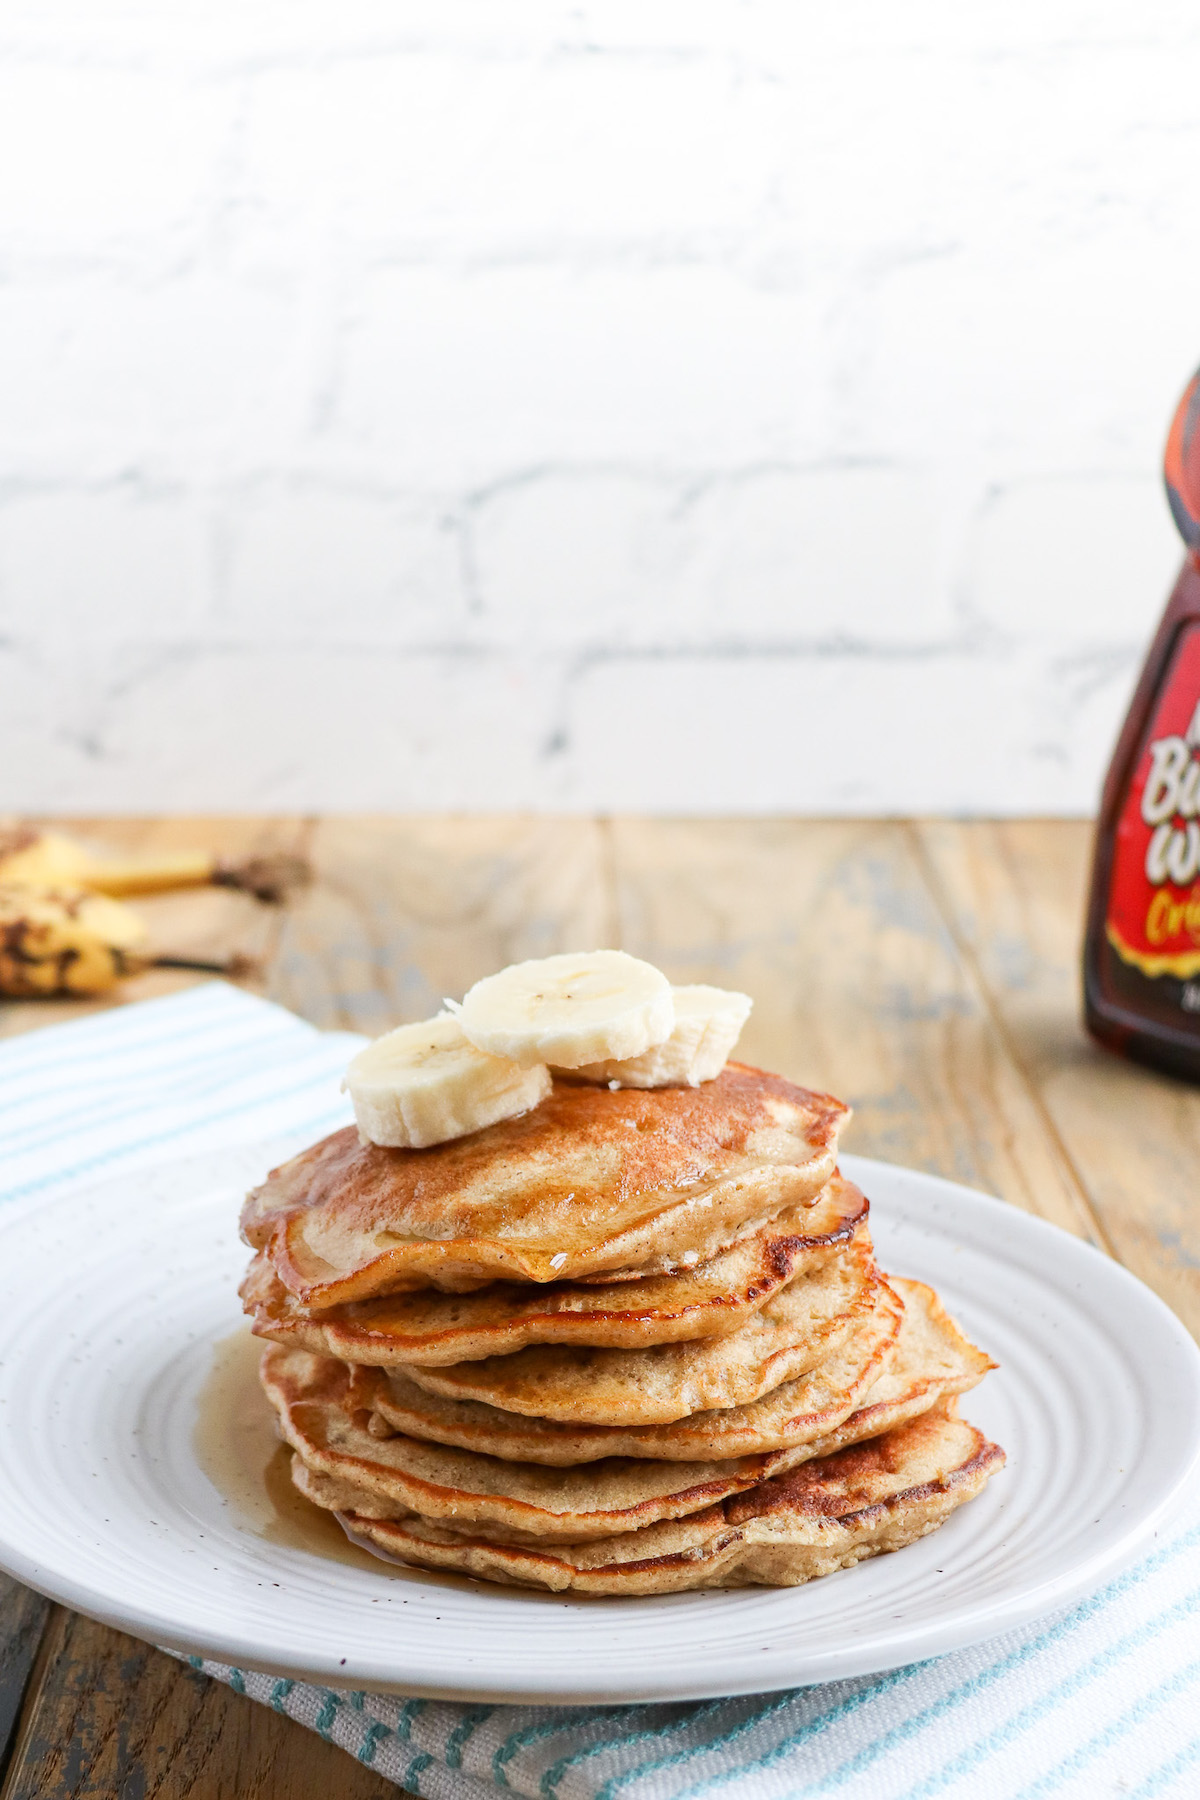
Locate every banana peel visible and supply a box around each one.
[0,826,308,903]
[0,885,258,997]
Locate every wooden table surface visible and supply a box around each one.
[2,814,1199,1800]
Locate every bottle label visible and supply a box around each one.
[1108,622,1200,978]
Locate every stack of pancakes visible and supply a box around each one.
[241,1064,1003,1594]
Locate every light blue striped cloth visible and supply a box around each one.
[7,983,1200,1799]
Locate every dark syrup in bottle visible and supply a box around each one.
[1084,367,1200,1080]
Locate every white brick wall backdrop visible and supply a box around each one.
[1,0,1197,813]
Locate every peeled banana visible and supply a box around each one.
[453,950,674,1070]
[344,1014,551,1149]
[0,885,254,997]
[556,984,752,1088]
[0,825,307,902]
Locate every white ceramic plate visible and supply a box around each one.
[0,1147,1197,1705]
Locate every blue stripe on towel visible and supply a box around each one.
[1013,1656,1200,1798]
[898,1578,1200,1799]
[0,1075,350,1204]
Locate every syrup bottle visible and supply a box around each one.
[1084,366,1200,1080]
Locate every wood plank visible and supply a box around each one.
[0,817,311,1041]
[915,818,1200,1334]
[0,1614,398,1800]
[608,817,1103,1242]
[270,815,612,1033]
[0,1579,48,1776]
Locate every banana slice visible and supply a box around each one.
[454,950,674,1070]
[557,984,752,1088]
[345,1014,551,1150]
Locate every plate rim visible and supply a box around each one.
[0,1149,1197,1703]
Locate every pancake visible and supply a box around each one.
[313,1404,1005,1593]
[240,1064,849,1305]
[363,1278,981,1463]
[264,1346,845,1544]
[399,1236,883,1426]
[266,1276,992,1545]
[241,1175,869,1364]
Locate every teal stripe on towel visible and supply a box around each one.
[1,1078,350,1204]
[493,1707,638,1789]
[1014,1656,1200,1798]
[898,1579,1200,1800]
[447,1706,497,1769]
[1126,1729,1200,1799]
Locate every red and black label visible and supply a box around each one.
[1107,622,1200,979]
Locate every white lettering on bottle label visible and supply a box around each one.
[1142,736,1191,826]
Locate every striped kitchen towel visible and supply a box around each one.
[7,984,1200,1799]
[0,980,361,1215]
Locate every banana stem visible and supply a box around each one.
[152,953,262,980]
[212,854,310,903]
